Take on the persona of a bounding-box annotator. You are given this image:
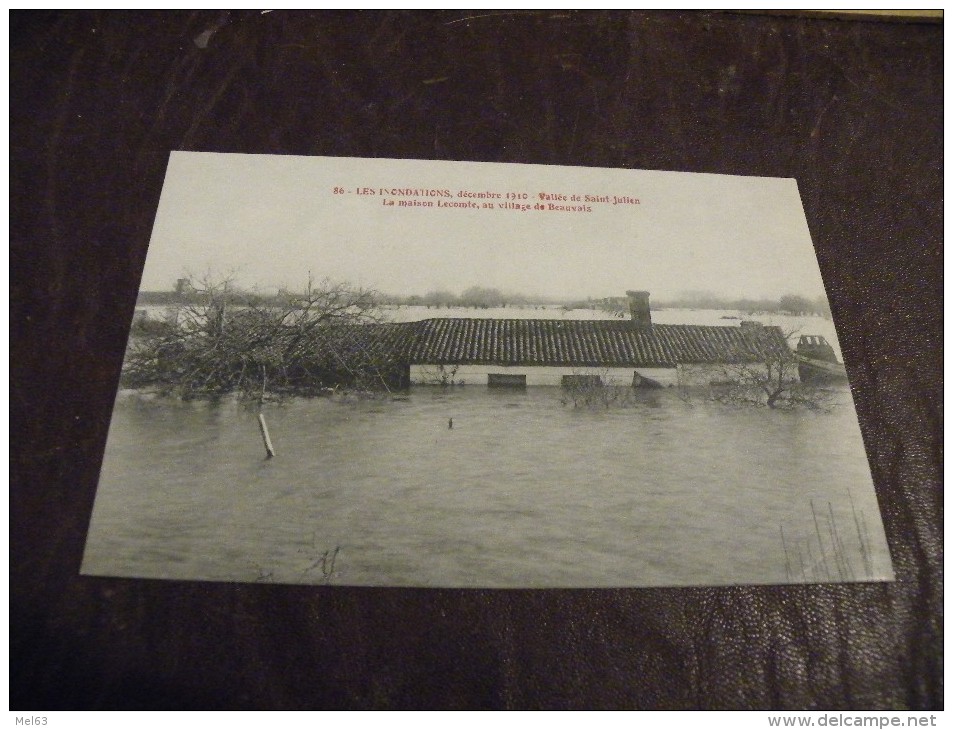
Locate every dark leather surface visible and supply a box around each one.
[10,11,942,710]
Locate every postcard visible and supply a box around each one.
[80,153,894,587]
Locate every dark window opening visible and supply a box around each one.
[488,373,527,388]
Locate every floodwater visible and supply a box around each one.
[82,384,893,588]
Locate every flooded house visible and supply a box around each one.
[400,291,793,388]
[306,291,793,390]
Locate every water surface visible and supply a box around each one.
[82,385,892,588]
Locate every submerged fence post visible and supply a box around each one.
[256,366,276,459]
[258,412,276,458]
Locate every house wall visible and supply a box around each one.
[410,362,801,388]
[410,363,679,387]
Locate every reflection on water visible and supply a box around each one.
[81,386,893,587]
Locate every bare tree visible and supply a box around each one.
[707,326,835,411]
[123,274,395,401]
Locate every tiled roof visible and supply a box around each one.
[283,318,789,368]
[400,318,789,367]
[285,322,420,365]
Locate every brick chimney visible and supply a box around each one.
[626,290,652,328]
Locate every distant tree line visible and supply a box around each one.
[653,292,832,318]
[379,290,832,318]
[139,282,832,319]
[378,287,558,309]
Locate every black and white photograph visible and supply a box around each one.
[80,152,894,588]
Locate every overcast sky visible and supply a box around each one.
[142,152,829,302]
